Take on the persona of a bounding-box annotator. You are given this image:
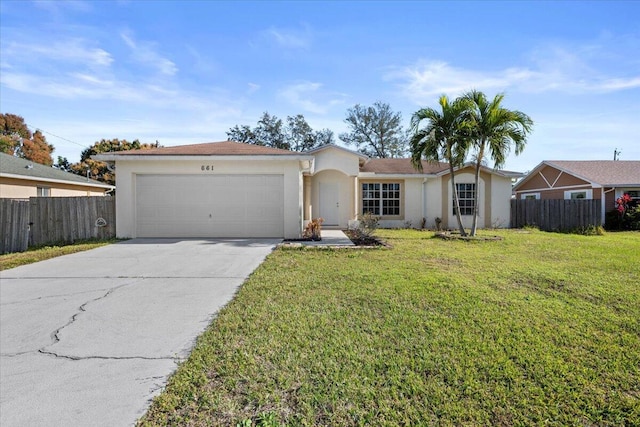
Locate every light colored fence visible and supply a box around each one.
[510,199,601,231]
[0,197,115,254]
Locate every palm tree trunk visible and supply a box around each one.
[470,144,485,236]
[449,163,467,236]
[470,157,482,236]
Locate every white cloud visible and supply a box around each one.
[266,25,312,49]
[0,68,243,116]
[2,39,113,68]
[33,0,92,14]
[120,31,178,76]
[185,45,217,75]
[247,82,260,94]
[387,44,640,105]
[278,81,347,114]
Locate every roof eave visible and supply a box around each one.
[305,144,369,161]
[93,154,315,161]
[0,172,115,189]
[358,172,439,179]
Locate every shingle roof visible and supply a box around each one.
[105,141,299,156]
[546,160,640,186]
[360,158,450,174]
[0,152,112,188]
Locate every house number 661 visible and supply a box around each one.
[201,165,214,171]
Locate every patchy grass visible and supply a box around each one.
[0,239,116,270]
[139,229,640,426]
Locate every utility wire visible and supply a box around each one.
[26,123,90,149]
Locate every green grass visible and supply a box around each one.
[139,229,640,426]
[0,239,116,270]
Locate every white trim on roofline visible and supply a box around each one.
[358,173,438,179]
[93,154,315,162]
[514,183,601,193]
[0,173,115,189]
[435,163,524,178]
[305,144,369,161]
[514,160,597,191]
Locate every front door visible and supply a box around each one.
[319,182,340,226]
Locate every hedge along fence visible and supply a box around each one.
[511,199,601,231]
[0,196,115,254]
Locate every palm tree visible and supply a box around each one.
[410,95,471,236]
[462,90,533,236]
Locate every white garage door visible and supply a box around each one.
[136,174,284,238]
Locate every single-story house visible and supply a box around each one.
[94,141,522,239]
[513,160,640,222]
[0,152,115,199]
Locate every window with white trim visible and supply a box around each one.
[362,182,401,216]
[37,187,50,197]
[454,183,475,215]
[564,189,592,200]
[521,193,540,200]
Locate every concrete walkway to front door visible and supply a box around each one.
[0,238,278,426]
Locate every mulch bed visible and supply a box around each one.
[433,232,503,241]
[343,230,389,247]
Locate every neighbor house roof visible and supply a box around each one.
[0,152,114,189]
[514,160,640,190]
[546,160,640,186]
[102,141,300,156]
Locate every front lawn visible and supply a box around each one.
[0,239,116,271]
[140,229,640,426]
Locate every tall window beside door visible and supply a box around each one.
[362,182,401,216]
[453,183,475,215]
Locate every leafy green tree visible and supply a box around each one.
[286,114,315,152]
[71,138,160,185]
[54,156,73,172]
[410,96,471,236]
[339,101,406,158]
[255,112,287,149]
[226,124,256,144]
[314,128,335,147]
[462,90,533,236]
[227,112,331,151]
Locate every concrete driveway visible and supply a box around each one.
[0,238,278,426]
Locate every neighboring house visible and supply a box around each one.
[0,152,114,198]
[94,141,522,239]
[513,160,640,222]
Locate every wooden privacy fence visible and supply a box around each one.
[510,199,601,231]
[0,197,115,254]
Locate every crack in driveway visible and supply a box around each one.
[0,288,115,307]
[36,349,179,362]
[34,279,168,361]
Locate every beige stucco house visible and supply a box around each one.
[513,160,640,223]
[0,152,114,199]
[94,141,521,239]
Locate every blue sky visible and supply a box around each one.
[1,1,639,172]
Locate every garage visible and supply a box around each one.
[135,174,284,238]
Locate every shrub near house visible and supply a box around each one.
[606,193,640,230]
